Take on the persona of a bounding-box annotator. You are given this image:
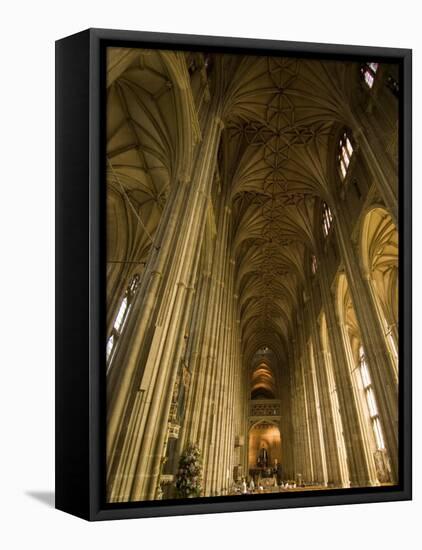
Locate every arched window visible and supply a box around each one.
[106,273,140,371]
[361,208,398,380]
[358,346,385,450]
[361,62,379,89]
[322,202,333,237]
[338,131,354,180]
[311,254,318,275]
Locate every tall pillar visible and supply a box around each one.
[297,302,326,485]
[211,257,237,495]
[318,258,375,487]
[206,251,231,494]
[201,204,232,495]
[307,290,344,487]
[106,92,224,501]
[177,268,212,454]
[279,364,295,480]
[348,105,398,224]
[334,201,398,483]
[179,190,231,496]
[290,329,313,483]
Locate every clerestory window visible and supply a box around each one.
[106,273,140,371]
[338,132,354,181]
[361,62,379,89]
[359,345,385,450]
[322,202,333,238]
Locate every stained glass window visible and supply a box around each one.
[322,202,333,237]
[107,273,141,371]
[359,346,385,450]
[338,132,354,181]
[361,62,379,89]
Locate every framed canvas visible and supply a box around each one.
[55,28,412,521]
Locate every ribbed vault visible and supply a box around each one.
[106,49,197,265]
[104,47,400,500]
[106,49,359,381]
[217,55,356,368]
[250,347,278,399]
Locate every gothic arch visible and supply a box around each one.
[102,50,400,501]
[248,420,282,473]
[360,206,399,372]
[335,273,382,485]
[106,48,198,268]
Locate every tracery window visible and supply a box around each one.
[106,273,140,371]
[361,62,379,89]
[338,132,354,180]
[359,346,385,450]
[322,202,333,237]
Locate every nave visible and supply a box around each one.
[105,47,399,501]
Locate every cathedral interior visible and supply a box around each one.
[105,47,399,502]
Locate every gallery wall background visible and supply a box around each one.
[0,0,420,548]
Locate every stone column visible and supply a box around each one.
[179,191,231,496]
[201,204,232,495]
[297,304,326,485]
[290,329,313,483]
[225,315,243,492]
[214,258,240,492]
[307,290,344,487]
[106,92,224,501]
[318,258,375,487]
[177,271,211,452]
[348,106,398,224]
[307,341,329,486]
[210,256,236,495]
[106,173,188,461]
[279,365,294,480]
[106,175,191,501]
[127,200,207,501]
[205,268,230,493]
[334,201,398,483]
[138,117,225,501]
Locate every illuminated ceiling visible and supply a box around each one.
[106,49,359,384]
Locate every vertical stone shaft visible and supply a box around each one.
[106,95,224,501]
[201,204,231,494]
[349,106,398,223]
[334,202,398,482]
[318,259,375,486]
[307,290,343,486]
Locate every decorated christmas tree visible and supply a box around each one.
[175,443,203,498]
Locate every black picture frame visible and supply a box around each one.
[55,28,412,521]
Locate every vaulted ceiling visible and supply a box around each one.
[218,55,356,369]
[106,48,361,384]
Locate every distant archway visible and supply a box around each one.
[248,421,282,474]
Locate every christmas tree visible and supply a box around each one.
[175,443,203,498]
